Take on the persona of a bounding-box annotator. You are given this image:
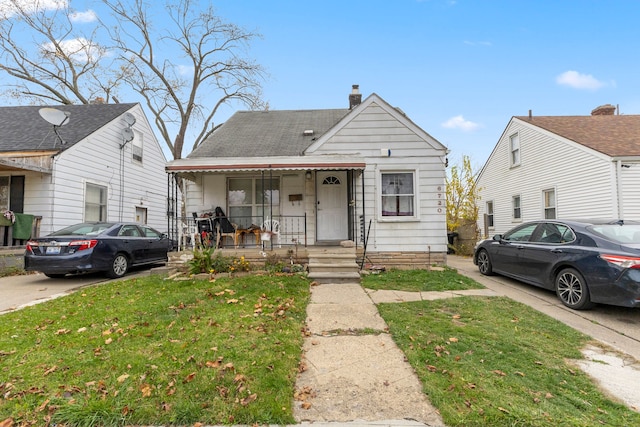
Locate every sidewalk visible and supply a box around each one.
[293,283,446,427]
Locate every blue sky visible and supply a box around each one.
[206,0,638,167]
[6,0,639,167]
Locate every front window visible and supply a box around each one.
[510,133,520,167]
[543,188,556,219]
[381,172,415,217]
[85,183,107,221]
[0,176,8,210]
[228,177,280,228]
[512,195,521,220]
[486,201,494,228]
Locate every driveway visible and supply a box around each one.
[0,266,164,313]
[448,255,640,360]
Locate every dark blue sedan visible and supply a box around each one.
[24,222,174,279]
[473,219,640,310]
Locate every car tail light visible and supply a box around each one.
[26,241,38,253]
[69,240,98,251]
[600,254,640,269]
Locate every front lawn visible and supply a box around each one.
[0,273,310,426]
[362,266,484,292]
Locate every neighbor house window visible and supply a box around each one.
[228,177,280,228]
[381,172,415,217]
[543,188,556,219]
[486,201,494,228]
[510,133,520,167]
[512,195,521,220]
[132,131,143,162]
[0,177,8,210]
[85,183,107,221]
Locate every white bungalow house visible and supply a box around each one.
[476,104,640,237]
[0,102,170,246]
[166,86,449,268]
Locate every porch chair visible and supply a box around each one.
[261,217,281,248]
[213,207,238,248]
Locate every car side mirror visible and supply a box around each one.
[161,233,169,239]
[492,234,503,242]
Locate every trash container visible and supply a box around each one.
[447,232,458,254]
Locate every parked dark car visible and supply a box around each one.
[25,222,173,279]
[473,219,640,310]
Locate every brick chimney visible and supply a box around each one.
[349,84,362,110]
[591,104,616,116]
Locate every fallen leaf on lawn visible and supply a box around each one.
[426,365,438,372]
[102,329,112,336]
[223,362,235,371]
[234,374,246,383]
[240,393,257,406]
[43,366,57,376]
[452,314,461,319]
[515,371,525,377]
[55,329,70,335]
[597,408,608,414]
[301,402,312,410]
[105,337,113,345]
[140,384,153,397]
[492,370,506,376]
[545,392,554,399]
[36,399,50,412]
[0,418,14,427]
[448,337,459,343]
[533,397,541,403]
[226,299,239,304]
[498,407,510,413]
[77,327,87,333]
[117,374,130,383]
[183,372,197,383]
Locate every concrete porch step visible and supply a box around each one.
[307,271,361,284]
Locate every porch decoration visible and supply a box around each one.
[0,209,15,226]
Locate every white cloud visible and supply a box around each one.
[441,115,480,132]
[41,37,103,63]
[0,0,67,18]
[464,40,492,47]
[70,9,97,23]
[556,70,605,90]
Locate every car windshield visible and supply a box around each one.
[49,223,115,236]
[587,224,640,244]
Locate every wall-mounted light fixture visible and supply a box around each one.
[305,171,312,180]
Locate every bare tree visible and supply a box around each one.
[102,0,266,159]
[0,0,117,105]
[0,0,266,160]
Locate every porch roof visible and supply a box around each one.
[165,155,366,174]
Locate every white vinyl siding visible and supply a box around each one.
[477,118,616,236]
[28,105,168,235]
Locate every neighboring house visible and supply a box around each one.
[166,86,449,267]
[476,104,640,237]
[0,102,169,245]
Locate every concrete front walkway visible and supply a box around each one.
[293,283,446,426]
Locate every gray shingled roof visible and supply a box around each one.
[189,109,350,158]
[0,103,137,152]
[515,114,640,157]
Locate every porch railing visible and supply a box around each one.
[173,214,307,251]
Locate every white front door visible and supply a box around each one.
[316,171,348,241]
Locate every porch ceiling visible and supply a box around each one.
[165,155,366,174]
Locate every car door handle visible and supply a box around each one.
[551,249,563,253]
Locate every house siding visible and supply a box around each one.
[25,105,168,235]
[317,102,447,254]
[477,118,619,237]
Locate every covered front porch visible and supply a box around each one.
[165,155,368,253]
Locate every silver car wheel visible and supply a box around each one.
[477,249,493,275]
[107,253,129,278]
[555,268,592,310]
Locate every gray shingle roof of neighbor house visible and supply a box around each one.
[0,103,137,152]
[515,109,640,158]
[188,108,350,158]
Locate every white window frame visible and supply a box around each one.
[512,194,522,221]
[486,200,494,228]
[543,188,556,219]
[85,182,108,221]
[510,133,520,167]
[227,176,280,228]
[379,170,418,220]
[132,130,143,163]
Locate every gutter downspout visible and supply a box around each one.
[616,160,624,220]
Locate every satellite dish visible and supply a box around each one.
[121,127,134,143]
[123,112,136,126]
[39,108,70,127]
